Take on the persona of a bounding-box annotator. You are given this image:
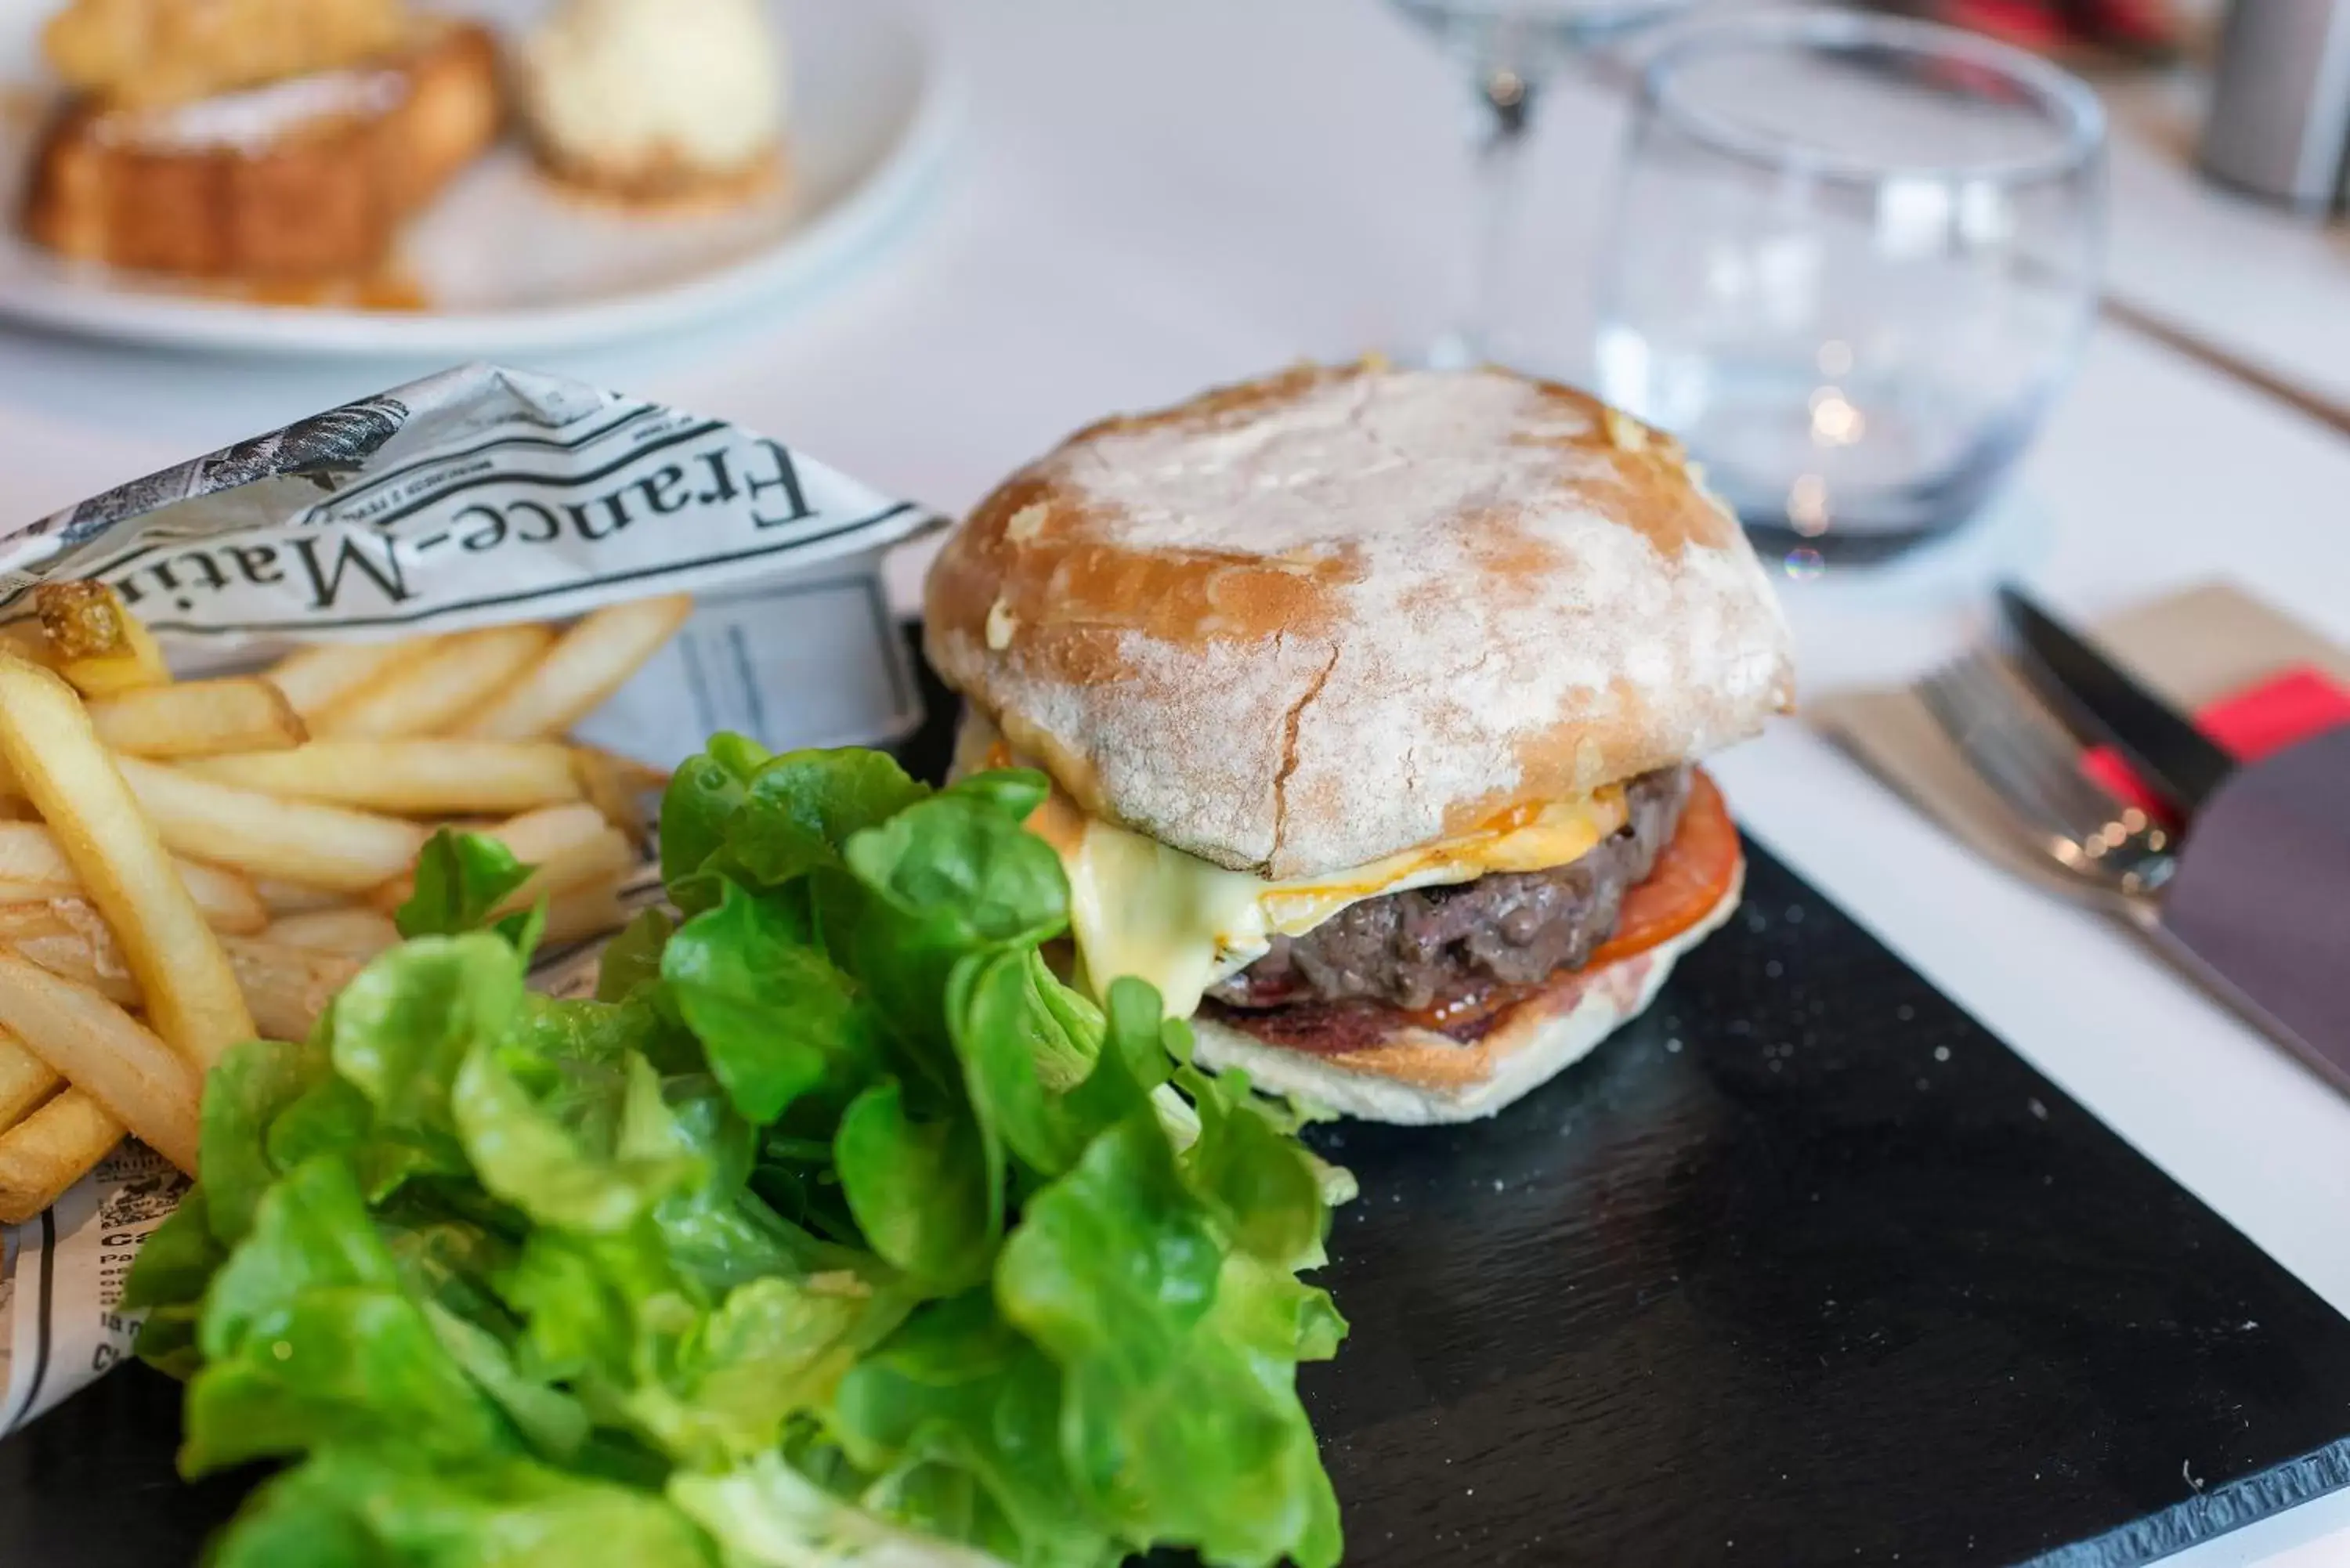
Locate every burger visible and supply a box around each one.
[923,363,1795,1123]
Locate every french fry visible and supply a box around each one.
[484,802,627,877]
[456,596,693,739]
[0,658,253,1066]
[252,876,352,916]
[263,906,400,961]
[35,582,134,663]
[508,823,634,911]
[367,803,628,914]
[0,622,52,667]
[58,630,168,696]
[540,881,628,944]
[0,902,141,1007]
[0,822,266,934]
[0,948,201,1173]
[0,1090,123,1226]
[0,905,359,1042]
[38,583,170,696]
[179,739,583,816]
[86,677,306,757]
[0,1028,63,1131]
[312,625,554,739]
[264,638,432,718]
[167,858,269,935]
[114,755,430,895]
[223,938,363,1042]
[571,746,667,844]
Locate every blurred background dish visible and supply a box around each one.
[517,0,787,207]
[1593,9,2106,568]
[22,5,500,285]
[0,0,951,355]
[40,0,417,109]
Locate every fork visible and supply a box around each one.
[1918,651,2179,910]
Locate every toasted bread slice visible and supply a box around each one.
[45,0,411,110]
[22,19,498,280]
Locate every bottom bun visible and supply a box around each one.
[1191,865,1743,1125]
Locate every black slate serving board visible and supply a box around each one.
[7,646,2350,1567]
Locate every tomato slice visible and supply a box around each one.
[1586,767,1741,970]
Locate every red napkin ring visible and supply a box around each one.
[2081,667,2350,822]
[1878,0,2182,63]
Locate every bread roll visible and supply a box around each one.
[926,362,1794,882]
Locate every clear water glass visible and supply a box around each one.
[1389,0,1696,368]
[1593,10,2105,568]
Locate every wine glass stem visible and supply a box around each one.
[1434,66,1541,370]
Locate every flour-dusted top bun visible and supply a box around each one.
[924,363,1795,882]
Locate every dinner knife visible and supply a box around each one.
[1998,584,2238,820]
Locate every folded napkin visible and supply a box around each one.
[1812,582,2350,898]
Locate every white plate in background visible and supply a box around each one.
[0,0,952,356]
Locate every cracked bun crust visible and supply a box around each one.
[923,363,1795,881]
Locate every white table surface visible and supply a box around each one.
[2101,70,2350,420]
[4,3,2350,1562]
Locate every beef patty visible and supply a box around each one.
[1206,766,1691,1013]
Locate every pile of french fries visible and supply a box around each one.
[0,585,691,1223]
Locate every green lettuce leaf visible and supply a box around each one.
[214,1451,715,1568]
[260,1075,374,1183]
[725,749,932,884]
[398,830,537,940]
[454,1043,701,1234]
[833,1292,1114,1568]
[662,880,880,1124]
[331,935,527,1140]
[121,1185,224,1380]
[950,952,1086,1180]
[623,1272,897,1469]
[183,1158,515,1475]
[1057,977,1175,1139]
[844,795,1067,952]
[996,1112,1340,1568]
[671,1451,1007,1568]
[598,909,674,1003]
[1179,1064,1327,1268]
[497,1229,641,1390]
[660,735,772,915]
[940,767,1050,823]
[136,742,1348,1568]
[377,1206,522,1330]
[835,1081,998,1292]
[511,990,692,1078]
[814,874,974,1076]
[950,963,1171,1187]
[195,1155,403,1356]
[198,1036,333,1246]
[424,1299,593,1461]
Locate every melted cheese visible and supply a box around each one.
[960,714,1625,1014]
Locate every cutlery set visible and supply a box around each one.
[1922,585,2350,1082]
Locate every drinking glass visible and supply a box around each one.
[1593,9,2105,567]
[1390,0,1697,367]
